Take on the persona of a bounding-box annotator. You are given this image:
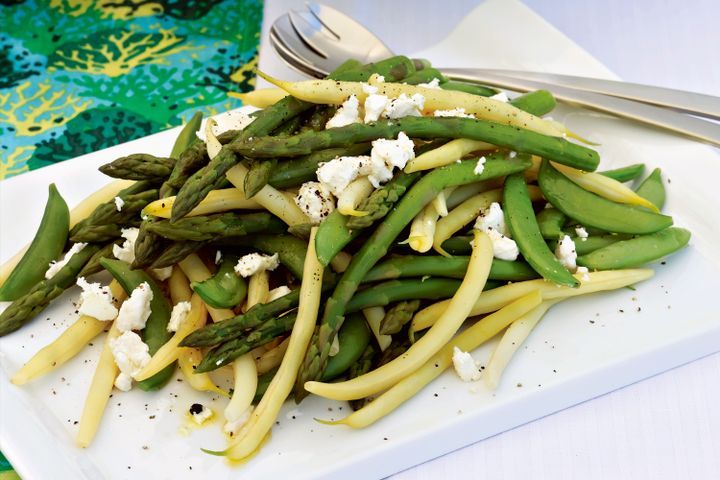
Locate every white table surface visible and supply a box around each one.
[259,1,720,479]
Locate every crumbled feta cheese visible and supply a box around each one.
[316,155,370,196]
[329,334,340,357]
[234,253,280,278]
[45,243,87,279]
[224,406,253,437]
[362,83,378,95]
[114,196,125,212]
[326,95,361,129]
[474,202,507,235]
[576,266,590,281]
[452,347,481,382]
[417,78,441,89]
[487,229,520,261]
[508,151,517,158]
[575,226,589,240]
[188,403,213,425]
[109,331,151,390]
[112,227,140,264]
[76,277,118,321]
[267,286,292,302]
[369,132,415,184]
[372,74,385,84]
[489,91,509,102]
[116,282,153,332]
[295,182,336,224]
[195,106,259,141]
[167,301,192,332]
[434,107,475,118]
[383,93,425,118]
[555,235,577,272]
[364,155,394,187]
[364,93,389,123]
[215,250,223,265]
[474,156,487,175]
[151,266,173,281]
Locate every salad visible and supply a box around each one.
[0,55,690,461]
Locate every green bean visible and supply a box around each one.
[636,168,666,210]
[504,172,579,287]
[346,278,462,313]
[538,160,673,234]
[402,68,448,85]
[578,227,690,269]
[100,258,175,391]
[439,80,497,97]
[322,313,372,381]
[0,184,69,301]
[508,90,557,116]
[295,156,532,396]
[363,255,539,282]
[599,163,645,183]
[191,255,247,309]
[439,235,473,255]
[536,207,567,240]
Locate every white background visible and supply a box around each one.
[260,1,720,479]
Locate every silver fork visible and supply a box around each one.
[269,3,720,147]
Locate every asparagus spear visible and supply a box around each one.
[77,242,117,278]
[131,217,167,269]
[0,244,100,336]
[99,154,176,182]
[345,171,421,229]
[149,241,204,269]
[147,212,286,242]
[379,300,421,335]
[195,313,298,372]
[294,156,532,399]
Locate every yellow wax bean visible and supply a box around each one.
[304,230,493,401]
[143,189,261,218]
[406,139,495,173]
[229,88,288,108]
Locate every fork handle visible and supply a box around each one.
[442,68,720,147]
[466,69,720,120]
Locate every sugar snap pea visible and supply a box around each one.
[346,278,462,313]
[192,255,247,309]
[538,160,673,234]
[363,255,539,282]
[536,207,567,240]
[0,184,69,301]
[322,313,372,381]
[635,168,666,210]
[599,163,645,183]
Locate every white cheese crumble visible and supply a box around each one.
[326,95,361,129]
[76,277,118,321]
[383,93,425,119]
[295,181,335,224]
[224,406,253,437]
[116,282,153,332]
[114,196,125,212]
[167,301,192,333]
[575,226,589,240]
[489,91,509,102]
[474,203,519,261]
[576,266,590,282]
[555,234,578,272]
[487,230,520,261]
[109,331,151,391]
[45,243,87,279]
[316,155,370,196]
[195,106,259,141]
[189,403,214,425]
[452,347,481,382]
[112,227,140,264]
[434,107,475,118]
[234,253,280,278]
[215,250,223,265]
[417,78,441,89]
[368,132,415,186]
[267,285,292,302]
[363,93,389,123]
[362,83,378,95]
[474,156,487,175]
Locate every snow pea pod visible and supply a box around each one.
[100,258,175,391]
[363,255,538,282]
[538,160,673,234]
[569,235,624,256]
[0,184,69,301]
[233,234,308,280]
[635,168,666,210]
[504,173,579,287]
[170,111,203,159]
[322,313,372,381]
[536,207,567,240]
[599,163,645,183]
[192,255,247,309]
[577,227,690,269]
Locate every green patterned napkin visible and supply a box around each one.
[0,0,263,179]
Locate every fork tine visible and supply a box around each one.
[304,2,340,39]
[288,9,331,59]
[271,14,339,76]
[270,27,329,78]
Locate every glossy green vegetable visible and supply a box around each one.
[322,313,372,380]
[538,160,673,234]
[577,227,690,269]
[346,278,462,313]
[233,234,308,280]
[636,168,666,210]
[192,255,247,309]
[147,212,285,242]
[508,90,557,116]
[379,300,421,335]
[170,111,203,159]
[439,80,497,97]
[100,258,175,391]
[402,68,448,85]
[536,207,567,240]
[99,154,176,182]
[0,184,69,301]
[267,144,371,189]
[504,172,579,287]
[571,234,624,256]
[363,255,539,282]
[599,163,645,183]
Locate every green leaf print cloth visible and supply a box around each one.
[0,0,263,179]
[0,0,263,476]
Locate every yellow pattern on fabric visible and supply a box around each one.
[51,0,163,19]
[50,28,196,77]
[1,146,33,178]
[0,81,92,136]
[230,54,258,83]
